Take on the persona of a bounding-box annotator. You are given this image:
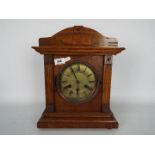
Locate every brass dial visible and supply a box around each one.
[57,63,98,103]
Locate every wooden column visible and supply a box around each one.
[44,55,55,112]
[102,55,113,112]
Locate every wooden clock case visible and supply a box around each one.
[32,26,125,128]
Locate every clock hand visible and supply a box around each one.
[70,67,79,84]
[70,67,80,96]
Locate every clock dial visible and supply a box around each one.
[57,63,98,103]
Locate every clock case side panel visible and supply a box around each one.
[102,55,113,113]
[43,55,55,112]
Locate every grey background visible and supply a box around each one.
[0,19,155,134]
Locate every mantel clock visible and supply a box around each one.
[32,26,125,128]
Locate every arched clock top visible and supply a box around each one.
[32,26,125,55]
[39,26,117,47]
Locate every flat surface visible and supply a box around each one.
[0,102,155,135]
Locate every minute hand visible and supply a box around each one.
[71,67,79,83]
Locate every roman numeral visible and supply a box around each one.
[83,67,87,73]
[63,84,72,90]
[76,88,79,96]
[87,73,92,77]
[84,85,93,91]
[89,81,95,83]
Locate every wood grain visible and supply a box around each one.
[102,56,113,112]
[38,26,111,47]
[44,55,55,112]
[37,111,118,128]
[32,46,125,55]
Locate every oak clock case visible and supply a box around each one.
[32,26,125,128]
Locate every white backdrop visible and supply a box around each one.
[0,19,155,105]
